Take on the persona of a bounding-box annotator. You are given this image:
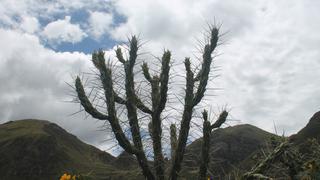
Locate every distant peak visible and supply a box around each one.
[3,119,52,125]
[309,111,320,123]
[290,111,320,144]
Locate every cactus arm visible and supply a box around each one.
[193,28,219,106]
[210,110,228,130]
[157,50,171,114]
[243,141,289,179]
[116,45,153,115]
[124,36,155,180]
[169,58,195,180]
[75,76,138,154]
[150,76,165,180]
[115,47,126,64]
[135,96,153,114]
[75,77,109,120]
[113,89,153,114]
[198,110,228,180]
[93,51,141,154]
[198,110,211,180]
[113,93,126,104]
[142,62,153,83]
[170,28,219,180]
[143,51,171,180]
[170,124,177,159]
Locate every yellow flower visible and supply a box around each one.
[72,175,77,180]
[60,173,72,180]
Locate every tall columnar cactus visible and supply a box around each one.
[75,27,220,180]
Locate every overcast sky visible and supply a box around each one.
[0,0,319,153]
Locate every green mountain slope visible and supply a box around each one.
[0,119,118,180]
[290,111,320,144]
[182,124,277,179]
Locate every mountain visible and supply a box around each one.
[1,112,319,180]
[182,124,277,178]
[0,119,119,180]
[113,151,138,169]
[290,111,320,144]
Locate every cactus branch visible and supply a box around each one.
[75,77,109,120]
[198,110,211,180]
[170,124,177,159]
[193,28,219,106]
[170,27,219,180]
[142,62,153,83]
[123,36,155,180]
[75,72,138,155]
[115,46,126,64]
[169,57,195,180]
[115,46,152,114]
[243,141,290,179]
[198,110,227,180]
[113,89,152,114]
[157,50,171,114]
[210,110,228,130]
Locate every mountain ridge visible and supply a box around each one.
[1,112,319,179]
[0,119,119,180]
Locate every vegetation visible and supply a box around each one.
[198,110,228,179]
[74,26,226,180]
[73,25,320,179]
[242,135,320,179]
[60,173,77,180]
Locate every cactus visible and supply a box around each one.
[170,124,177,159]
[169,27,219,180]
[242,140,306,180]
[198,110,228,180]
[75,27,220,180]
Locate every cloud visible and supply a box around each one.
[42,16,87,44]
[20,16,40,33]
[1,0,320,153]
[88,11,113,39]
[0,0,113,26]
[208,0,320,134]
[111,0,256,53]
[0,28,115,150]
[111,0,320,135]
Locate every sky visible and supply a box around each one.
[0,0,320,154]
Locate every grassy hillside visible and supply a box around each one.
[0,119,138,180]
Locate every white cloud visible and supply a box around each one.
[0,0,113,27]
[20,16,40,33]
[0,28,113,149]
[1,0,320,152]
[109,0,258,64]
[205,1,320,134]
[111,0,320,135]
[88,11,113,39]
[42,16,87,44]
